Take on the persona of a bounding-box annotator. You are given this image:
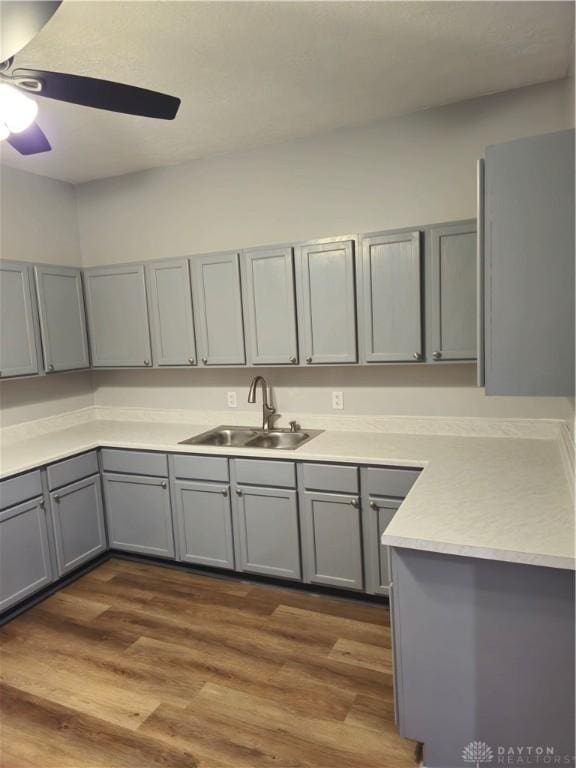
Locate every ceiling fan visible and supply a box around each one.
[0,0,181,155]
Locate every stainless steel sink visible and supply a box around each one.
[179,425,322,450]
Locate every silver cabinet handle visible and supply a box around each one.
[161,481,167,489]
[289,356,297,364]
[306,356,313,364]
[350,497,359,508]
[235,488,242,496]
[433,351,442,360]
[202,357,208,364]
[144,359,151,366]
[188,358,195,365]
[221,488,228,497]
[47,364,55,372]
[412,352,422,361]
[370,500,379,510]
[53,494,61,503]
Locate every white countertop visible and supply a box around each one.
[1,419,574,571]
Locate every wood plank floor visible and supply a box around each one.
[0,559,418,768]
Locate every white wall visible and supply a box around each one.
[0,165,82,266]
[76,80,572,265]
[0,372,93,429]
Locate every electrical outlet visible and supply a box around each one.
[332,391,344,410]
[227,391,237,408]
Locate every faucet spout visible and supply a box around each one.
[248,376,276,431]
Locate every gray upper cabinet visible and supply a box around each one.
[426,221,477,362]
[0,497,54,612]
[483,129,575,396]
[242,246,298,365]
[233,485,301,580]
[145,258,196,367]
[49,474,106,576]
[34,265,90,373]
[359,230,422,363]
[84,264,152,368]
[300,490,363,591]
[296,238,357,364]
[103,473,174,558]
[0,261,40,378]
[191,252,246,366]
[173,480,234,569]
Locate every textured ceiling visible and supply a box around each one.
[0,1,573,183]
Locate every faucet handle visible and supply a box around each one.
[289,420,300,433]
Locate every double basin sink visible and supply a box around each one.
[179,425,323,450]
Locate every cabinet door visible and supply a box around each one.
[360,231,422,363]
[34,265,90,372]
[0,261,40,378]
[103,473,174,558]
[84,264,152,368]
[234,485,300,579]
[50,475,106,576]
[145,258,196,367]
[242,247,298,365]
[296,239,357,364]
[190,252,246,365]
[484,130,575,396]
[0,498,54,612]
[300,491,363,590]
[426,221,477,362]
[362,496,400,595]
[173,481,234,569]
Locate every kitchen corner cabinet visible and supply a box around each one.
[242,246,298,365]
[234,485,301,579]
[300,490,363,591]
[49,474,106,576]
[103,473,174,558]
[426,220,477,362]
[296,238,357,365]
[0,497,54,612]
[0,261,41,378]
[145,258,197,367]
[34,265,90,372]
[482,129,575,395]
[84,264,152,368]
[359,230,422,363]
[362,497,399,595]
[191,252,246,366]
[173,480,235,569]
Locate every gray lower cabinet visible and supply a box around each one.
[49,474,106,576]
[359,230,423,363]
[84,264,153,368]
[426,220,477,362]
[34,265,90,372]
[234,485,301,579]
[145,258,197,367]
[242,246,298,365]
[191,252,246,366]
[173,480,234,569]
[483,129,575,395]
[103,473,174,558]
[296,238,357,364]
[300,490,363,591]
[0,497,54,612]
[0,261,40,378]
[362,496,400,595]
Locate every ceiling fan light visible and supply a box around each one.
[0,121,9,142]
[0,84,38,133]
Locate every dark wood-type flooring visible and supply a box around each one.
[0,558,418,767]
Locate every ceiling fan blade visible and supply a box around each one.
[0,1,62,63]
[14,68,181,120]
[6,122,51,155]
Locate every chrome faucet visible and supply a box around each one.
[248,375,276,431]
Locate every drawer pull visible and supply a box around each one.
[161,481,167,489]
[350,497,359,508]
[221,488,228,497]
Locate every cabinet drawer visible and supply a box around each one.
[301,463,358,494]
[47,451,99,490]
[0,470,42,511]
[172,454,229,482]
[364,466,421,498]
[234,459,295,488]
[101,449,168,477]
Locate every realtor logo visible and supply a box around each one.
[462,741,494,766]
